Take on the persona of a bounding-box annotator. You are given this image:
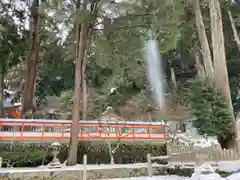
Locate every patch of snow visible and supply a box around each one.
[168,160,240,173]
[226,173,240,180]
[217,160,240,173]
[1,162,240,179]
[107,176,188,180]
[105,173,240,180]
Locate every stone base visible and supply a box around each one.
[190,164,221,180]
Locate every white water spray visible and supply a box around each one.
[145,34,165,110]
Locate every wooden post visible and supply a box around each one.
[147,153,152,177]
[83,154,87,180]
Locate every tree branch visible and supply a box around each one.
[93,24,149,31]
[228,10,240,51]
[111,139,120,154]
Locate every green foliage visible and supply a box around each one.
[189,78,234,142]
[3,0,240,122]
[0,17,27,73]
[36,49,75,105]
[59,89,74,107]
[0,143,166,167]
[0,145,52,167]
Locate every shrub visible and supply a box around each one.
[0,142,166,167]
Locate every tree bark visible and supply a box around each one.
[193,0,214,79]
[170,67,177,89]
[21,0,40,117]
[210,0,234,112]
[110,153,114,164]
[81,26,92,120]
[67,0,98,165]
[194,48,205,78]
[209,0,239,150]
[82,78,87,120]
[0,61,4,118]
[67,22,87,165]
[107,140,115,164]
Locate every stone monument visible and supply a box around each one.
[190,140,221,180]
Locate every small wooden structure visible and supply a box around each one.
[3,102,21,119]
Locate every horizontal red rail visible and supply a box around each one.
[0,120,169,141]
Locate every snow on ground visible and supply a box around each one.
[1,161,240,179]
[167,160,240,172]
[106,173,240,180]
[108,175,188,180]
[0,163,164,173]
[217,160,240,172]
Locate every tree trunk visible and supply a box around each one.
[67,0,97,165]
[82,78,87,120]
[81,25,92,120]
[110,154,115,164]
[170,67,177,89]
[67,22,87,165]
[193,0,214,79]
[21,0,40,118]
[0,61,4,118]
[209,0,239,150]
[107,140,115,164]
[210,0,234,113]
[194,47,205,78]
[67,20,90,167]
[228,10,240,51]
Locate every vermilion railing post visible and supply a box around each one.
[148,127,150,139]
[0,122,2,138]
[20,123,24,137]
[163,125,166,139]
[99,123,102,138]
[41,124,44,138]
[80,124,83,139]
[132,125,134,139]
[116,126,118,138]
[165,125,169,139]
[61,124,64,138]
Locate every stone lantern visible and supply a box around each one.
[47,141,61,168]
[190,140,221,180]
[193,140,210,166]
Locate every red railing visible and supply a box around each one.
[0,119,170,141]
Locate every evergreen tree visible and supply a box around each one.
[189,78,234,149]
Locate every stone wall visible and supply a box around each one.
[0,166,160,180]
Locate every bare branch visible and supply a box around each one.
[112,139,120,154]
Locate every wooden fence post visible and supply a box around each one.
[83,154,87,180]
[147,153,152,177]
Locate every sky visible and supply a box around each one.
[1,0,126,43]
